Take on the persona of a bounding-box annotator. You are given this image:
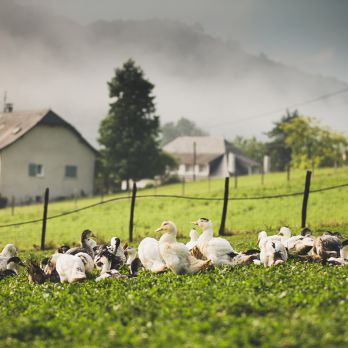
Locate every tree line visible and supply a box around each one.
[97,59,348,192]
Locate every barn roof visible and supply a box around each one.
[0,109,98,153]
[163,136,259,167]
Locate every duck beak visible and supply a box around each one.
[91,233,97,238]
[155,227,163,232]
[191,221,198,225]
[19,261,25,267]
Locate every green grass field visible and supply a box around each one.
[0,167,347,250]
[0,167,348,347]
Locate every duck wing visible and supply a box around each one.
[207,237,234,259]
[138,237,165,272]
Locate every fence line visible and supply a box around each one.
[0,181,347,230]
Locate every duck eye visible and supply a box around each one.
[97,262,103,267]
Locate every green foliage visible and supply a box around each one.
[232,136,266,165]
[98,59,164,189]
[266,110,348,171]
[281,116,348,169]
[1,248,348,347]
[161,117,208,146]
[266,110,299,171]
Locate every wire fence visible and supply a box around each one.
[0,178,347,231]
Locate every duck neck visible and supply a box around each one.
[81,237,92,254]
[159,231,177,244]
[6,262,18,274]
[200,228,214,241]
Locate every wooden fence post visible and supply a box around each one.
[11,196,15,216]
[129,182,137,242]
[287,164,291,182]
[234,174,238,189]
[182,177,185,196]
[219,177,230,236]
[301,170,312,228]
[41,188,49,251]
[261,169,265,185]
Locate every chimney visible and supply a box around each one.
[4,103,13,113]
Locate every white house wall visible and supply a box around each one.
[0,124,95,202]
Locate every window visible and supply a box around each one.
[29,163,44,177]
[199,164,206,172]
[185,164,193,172]
[65,165,77,178]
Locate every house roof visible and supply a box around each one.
[171,153,223,165]
[163,136,259,167]
[0,109,98,154]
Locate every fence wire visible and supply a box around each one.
[0,182,347,229]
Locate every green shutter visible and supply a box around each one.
[65,165,77,178]
[29,164,36,176]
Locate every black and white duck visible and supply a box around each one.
[0,256,25,280]
[66,230,96,257]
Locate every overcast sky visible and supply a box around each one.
[17,0,348,82]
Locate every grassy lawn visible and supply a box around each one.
[0,167,347,250]
[0,167,348,347]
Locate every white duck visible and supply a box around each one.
[192,218,238,266]
[47,253,87,283]
[156,220,211,275]
[257,231,288,267]
[285,228,314,256]
[0,244,17,271]
[328,240,348,265]
[138,237,167,273]
[75,252,94,274]
[186,228,199,251]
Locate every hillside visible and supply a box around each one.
[1,0,348,145]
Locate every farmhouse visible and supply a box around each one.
[0,108,97,204]
[163,136,259,179]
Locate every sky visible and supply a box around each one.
[17,0,348,82]
[2,0,347,144]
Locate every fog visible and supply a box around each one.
[1,0,347,146]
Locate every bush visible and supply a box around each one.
[0,196,8,209]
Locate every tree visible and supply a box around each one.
[280,116,348,169]
[98,59,166,190]
[232,136,266,165]
[266,110,299,171]
[161,117,208,146]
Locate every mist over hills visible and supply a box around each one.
[0,0,347,146]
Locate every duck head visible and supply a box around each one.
[81,229,96,242]
[125,246,137,265]
[155,221,177,235]
[278,226,291,239]
[192,218,212,230]
[7,256,25,272]
[1,244,17,258]
[257,231,268,248]
[57,245,70,254]
[45,254,60,275]
[301,227,312,237]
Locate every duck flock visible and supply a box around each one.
[0,218,347,283]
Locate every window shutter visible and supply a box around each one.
[29,164,36,176]
[65,165,77,178]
